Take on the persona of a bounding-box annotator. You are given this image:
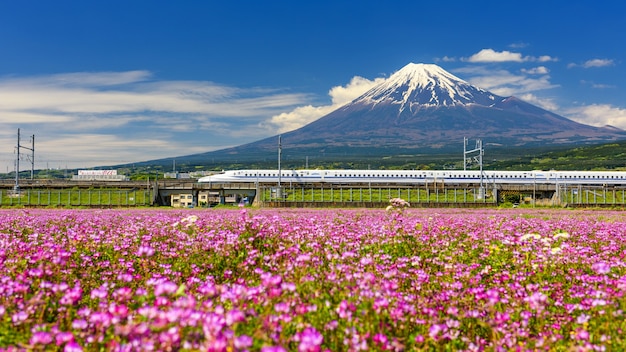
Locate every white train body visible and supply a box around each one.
[198,169,626,186]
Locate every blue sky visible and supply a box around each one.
[1,1,625,172]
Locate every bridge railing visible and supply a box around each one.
[258,184,497,206]
[0,188,154,207]
[557,184,626,206]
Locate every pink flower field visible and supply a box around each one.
[1,207,625,351]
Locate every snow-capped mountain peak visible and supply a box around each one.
[355,63,500,112]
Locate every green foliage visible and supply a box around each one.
[3,141,626,182]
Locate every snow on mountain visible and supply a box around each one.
[354,63,501,112]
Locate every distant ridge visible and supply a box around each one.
[160,63,626,164]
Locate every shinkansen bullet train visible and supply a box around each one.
[198,169,626,186]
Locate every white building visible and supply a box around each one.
[72,170,129,181]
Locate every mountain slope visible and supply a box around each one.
[172,63,626,163]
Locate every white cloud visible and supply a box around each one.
[565,104,626,129]
[467,49,526,62]
[537,55,557,63]
[328,76,386,105]
[438,56,456,62]
[265,75,385,133]
[591,83,615,89]
[583,59,615,68]
[1,70,153,88]
[508,42,529,49]
[580,80,616,89]
[568,59,615,69]
[521,66,549,75]
[0,71,311,172]
[265,105,338,134]
[465,49,557,63]
[517,93,559,112]
[456,66,558,97]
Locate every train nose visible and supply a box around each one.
[198,173,229,183]
[198,175,219,182]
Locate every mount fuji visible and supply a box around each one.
[181,63,626,163]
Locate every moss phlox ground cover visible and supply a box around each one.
[0,206,625,351]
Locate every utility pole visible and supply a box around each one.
[463,137,467,171]
[277,135,282,198]
[463,138,485,199]
[14,128,35,193]
[29,134,35,179]
[14,130,19,193]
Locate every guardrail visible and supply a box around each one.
[1,189,153,207]
[257,184,498,206]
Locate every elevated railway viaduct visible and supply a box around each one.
[1,179,624,208]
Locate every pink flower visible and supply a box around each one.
[55,332,75,345]
[30,331,53,345]
[525,292,548,311]
[261,347,287,352]
[71,319,88,330]
[234,335,253,349]
[63,342,83,352]
[11,311,28,324]
[154,280,179,296]
[576,328,590,341]
[295,327,323,352]
[225,309,246,326]
[592,261,611,275]
[429,324,444,340]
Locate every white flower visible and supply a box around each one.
[553,232,570,240]
[520,233,541,241]
[182,215,198,224]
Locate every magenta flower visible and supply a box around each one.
[60,286,83,306]
[575,328,590,341]
[63,342,83,352]
[234,335,253,349]
[225,309,246,326]
[525,292,548,311]
[429,324,444,340]
[71,319,88,330]
[55,332,75,345]
[11,311,28,324]
[30,331,53,345]
[137,245,155,257]
[592,261,611,275]
[261,346,287,352]
[295,327,323,352]
[3,208,626,351]
[154,280,179,296]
